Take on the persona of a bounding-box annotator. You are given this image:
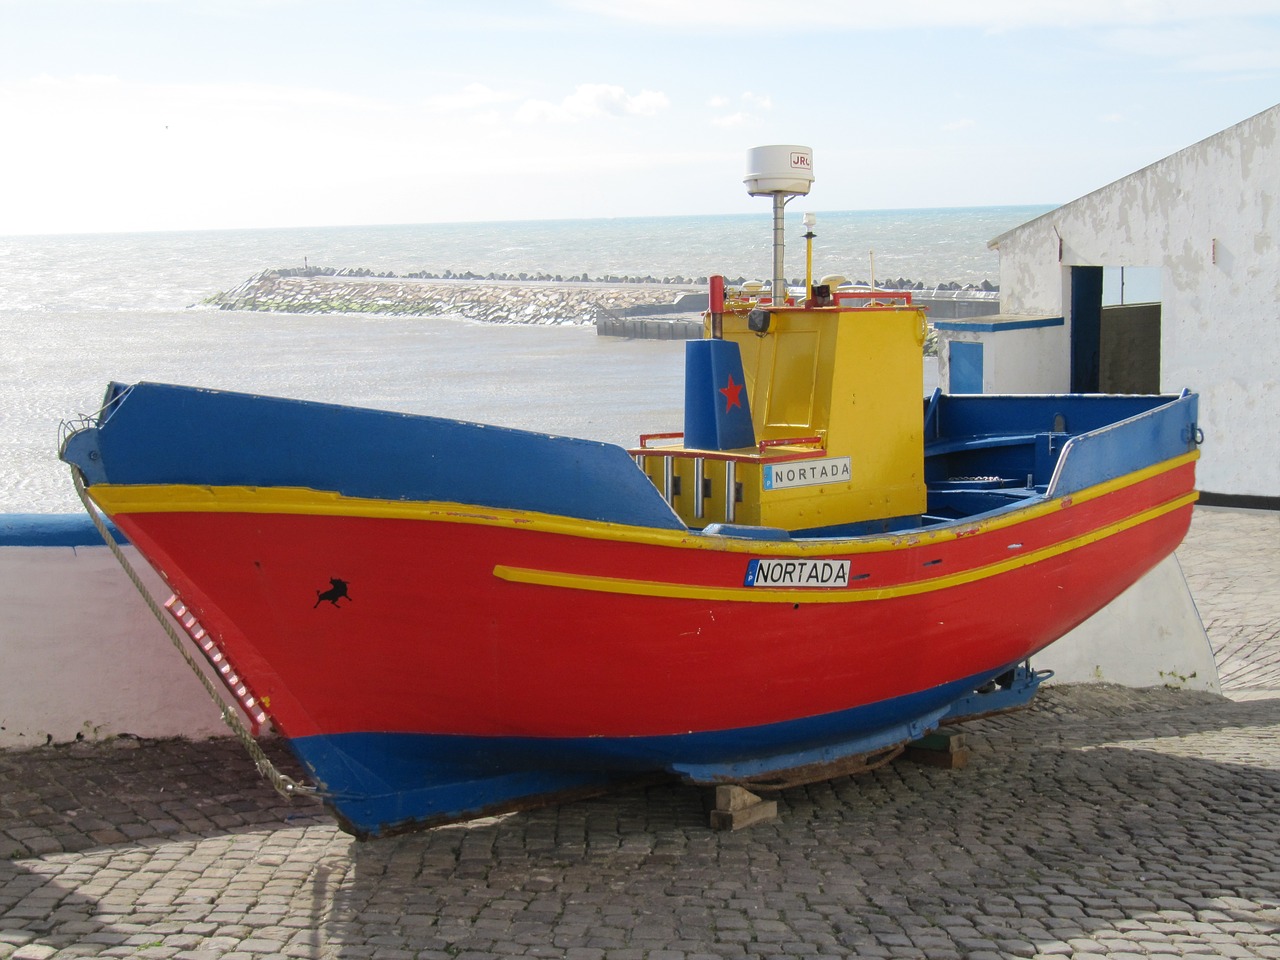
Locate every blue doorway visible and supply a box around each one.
[950,341,984,393]
[1070,266,1103,392]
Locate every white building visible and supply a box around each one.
[937,103,1279,507]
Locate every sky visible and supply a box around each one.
[1,0,1278,235]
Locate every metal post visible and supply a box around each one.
[772,194,787,304]
[709,275,725,339]
[724,460,737,523]
[693,457,705,520]
[803,212,816,303]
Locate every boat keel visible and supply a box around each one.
[288,664,1049,838]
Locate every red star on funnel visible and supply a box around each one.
[720,374,744,413]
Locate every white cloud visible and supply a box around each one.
[0,74,400,233]
[423,83,522,113]
[941,118,976,132]
[6,73,382,118]
[708,90,773,128]
[0,71,694,233]
[516,83,669,124]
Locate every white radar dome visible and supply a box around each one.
[744,145,814,197]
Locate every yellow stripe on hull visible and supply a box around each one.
[86,451,1197,558]
[492,492,1198,603]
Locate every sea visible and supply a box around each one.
[1,205,1052,514]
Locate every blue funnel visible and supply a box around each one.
[684,339,756,451]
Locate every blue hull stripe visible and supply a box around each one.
[287,665,1043,837]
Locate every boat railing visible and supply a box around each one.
[832,289,914,307]
[632,433,824,463]
[722,288,914,309]
[630,433,825,523]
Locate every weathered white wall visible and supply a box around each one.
[993,104,1280,498]
[1035,554,1219,692]
[0,543,226,747]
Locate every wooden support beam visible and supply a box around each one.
[903,728,971,769]
[709,784,778,831]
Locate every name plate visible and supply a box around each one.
[745,558,851,588]
[762,456,851,490]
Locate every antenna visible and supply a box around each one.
[744,145,814,305]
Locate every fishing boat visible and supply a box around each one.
[59,147,1201,837]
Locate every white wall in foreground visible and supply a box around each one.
[0,544,226,748]
[1035,554,1219,692]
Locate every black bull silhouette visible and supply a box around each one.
[314,577,351,608]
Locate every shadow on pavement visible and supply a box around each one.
[1,687,1277,958]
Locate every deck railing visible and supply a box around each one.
[630,433,825,524]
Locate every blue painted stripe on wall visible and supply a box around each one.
[0,514,125,547]
[933,316,1064,333]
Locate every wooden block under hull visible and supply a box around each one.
[902,728,971,769]
[709,785,778,831]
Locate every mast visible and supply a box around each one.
[743,145,814,304]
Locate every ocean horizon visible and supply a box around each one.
[2,205,1043,513]
[0,204,1053,310]
[1,203,1053,240]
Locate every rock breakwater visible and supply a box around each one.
[261,265,997,293]
[203,267,996,350]
[205,268,701,326]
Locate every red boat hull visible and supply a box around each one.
[107,458,1195,743]
[60,381,1202,836]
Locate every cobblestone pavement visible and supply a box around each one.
[1,507,1277,959]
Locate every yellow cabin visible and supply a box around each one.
[634,291,928,535]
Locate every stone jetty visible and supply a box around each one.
[204,268,703,326]
[203,267,998,348]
